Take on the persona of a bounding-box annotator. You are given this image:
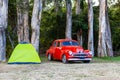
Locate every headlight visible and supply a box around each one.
[68,51,73,55]
[89,51,92,55]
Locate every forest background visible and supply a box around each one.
[1,0,120,60]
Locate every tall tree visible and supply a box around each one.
[54,0,59,13]
[76,0,81,14]
[77,29,83,46]
[31,0,42,52]
[98,0,113,57]
[65,0,72,39]
[16,0,29,42]
[54,0,62,13]
[88,0,94,56]
[75,0,83,46]
[0,0,8,62]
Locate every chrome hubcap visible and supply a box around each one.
[48,54,51,60]
[62,55,66,63]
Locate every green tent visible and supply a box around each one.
[8,43,41,64]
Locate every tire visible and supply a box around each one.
[82,60,90,63]
[48,53,53,61]
[62,55,68,63]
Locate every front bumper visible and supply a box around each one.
[67,54,92,61]
[68,58,92,61]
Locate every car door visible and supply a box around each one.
[51,41,57,59]
[54,41,62,60]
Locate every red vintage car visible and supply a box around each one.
[46,39,92,63]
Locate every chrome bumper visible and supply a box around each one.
[68,58,92,61]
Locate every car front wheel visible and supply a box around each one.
[48,53,53,61]
[62,55,68,63]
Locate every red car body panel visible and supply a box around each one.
[46,39,92,62]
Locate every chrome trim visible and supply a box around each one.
[69,56,87,57]
[68,58,92,61]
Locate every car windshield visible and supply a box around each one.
[62,41,79,46]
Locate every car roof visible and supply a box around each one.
[54,39,77,42]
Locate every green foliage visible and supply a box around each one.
[8,0,17,28]
[93,6,99,56]
[72,6,99,51]
[112,28,120,51]
[72,8,88,31]
[109,6,120,53]
[40,8,66,53]
[7,0,18,59]
[81,0,87,10]
[6,0,120,58]
[72,7,88,49]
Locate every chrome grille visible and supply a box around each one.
[73,54,87,56]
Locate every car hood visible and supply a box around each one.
[61,46,83,52]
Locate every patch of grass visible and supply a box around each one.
[40,55,48,62]
[40,54,120,63]
[93,56,120,63]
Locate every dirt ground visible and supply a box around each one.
[0,61,120,80]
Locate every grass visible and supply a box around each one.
[93,56,120,63]
[40,54,48,62]
[40,54,120,63]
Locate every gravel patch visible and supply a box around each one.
[0,62,120,80]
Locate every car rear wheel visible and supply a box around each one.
[48,53,53,61]
[62,55,68,63]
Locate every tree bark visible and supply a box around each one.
[23,0,29,42]
[0,0,8,62]
[31,0,42,52]
[106,6,113,57]
[88,0,94,56]
[75,0,82,46]
[76,0,81,15]
[65,0,72,39]
[17,0,29,43]
[54,0,59,13]
[77,29,82,46]
[98,0,113,57]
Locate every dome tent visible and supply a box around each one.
[8,42,41,64]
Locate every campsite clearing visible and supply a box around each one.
[0,61,120,80]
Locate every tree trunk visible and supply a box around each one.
[23,0,29,42]
[0,0,8,62]
[17,0,29,42]
[31,0,42,52]
[88,0,94,56]
[98,0,113,57]
[54,0,59,13]
[65,0,72,39]
[106,6,113,57]
[75,0,82,46]
[76,0,81,15]
[77,29,82,46]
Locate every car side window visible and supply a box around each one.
[57,42,61,47]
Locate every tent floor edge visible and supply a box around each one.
[8,62,41,64]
